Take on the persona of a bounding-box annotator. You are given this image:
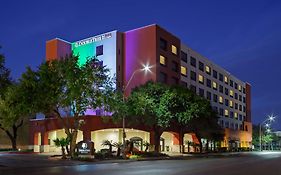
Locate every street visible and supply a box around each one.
[0,152,281,175]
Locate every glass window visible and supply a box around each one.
[213,94,218,102]
[238,85,242,91]
[219,108,223,116]
[225,99,229,106]
[207,79,211,88]
[171,61,178,72]
[230,90,234,97]
[160,55,166,65]
[171,45,177,55]
[190,71,196,81]
[230,111,234,118]
[234,83,238,89]
[213,81,217,90]
[224,76,228,84]
[199,88,204,97]
[190,57,196,67]
[224,109,229,117]
[198,74,204,84]
[219,73,223,82]
[199,61,204,71]
[207,91,211,100]
[229,100,233,108]
[181,66,187,76]
[96,45,103,56]
[225,88,229,95]
[160,38,167,50]
[181,51,187,62]
[213,70,218,79]
[230,80,233,87]
[234,112,238,119]
[219,96,223,104]
[219,85,223,93]
[205,65,211,74]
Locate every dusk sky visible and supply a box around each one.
[0,0,280,129]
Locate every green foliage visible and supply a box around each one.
[53,137,70,147]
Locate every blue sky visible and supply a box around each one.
[0,0,281,129]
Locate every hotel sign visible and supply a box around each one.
[76,140,95,155]
[74,32,112,47]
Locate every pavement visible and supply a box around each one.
[0,151,281,175]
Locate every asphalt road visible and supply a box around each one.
[0,152,281,175]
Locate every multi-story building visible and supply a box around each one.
[29,24,252,153]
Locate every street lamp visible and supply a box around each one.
[122,63,152,158]
[259,114,276,151]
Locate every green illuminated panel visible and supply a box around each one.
[72,42,96,66]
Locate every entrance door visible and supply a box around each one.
[160,137,165,152]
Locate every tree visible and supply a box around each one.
[20,54,113,158]
[102,140,113,155]
[113,142,122,157]
[0,49,26,150]
[53,137,70,159]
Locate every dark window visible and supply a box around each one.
[225,88,229,95]
[96,45,103,56]
[235,103,238,109]
[213,106,218,113]
[181,81,187,87]
[219,108,223,116]
[230,111,234,118]
[199,88,204,97]
[159,72,167,83]
[207,79,211,88]
[171,77,179,84]
[225,99,229,106]
[235,93,238,100]
[213,70,218,79]
[181,51,188,62]
[220,120,224,127]
[199,61,204,71]
[190,57,196,67]
[171,61,178,72]
[207,91,211,100]
[213,94,218,102]
[219,85,223,93]
[219,73,223,82]
[234,83,238,89]
[225,122,229,128]
[190,85,196,93]
[239,105,242,111]
[239,95,242,101]
[243,87,246,94]
[190,71,196,81]
[230,80,233,87]
[240,124,243,131]
[243,97,246,103]
[243,106,246,112]
[235,123,238,130]
[160,38,167,50]
[239,114,243,121]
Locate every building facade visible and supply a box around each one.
[30,24,252,153]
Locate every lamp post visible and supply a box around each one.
[122,64,151,158]
[259,114,275,151]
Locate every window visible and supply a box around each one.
[207,91,211,100]
[224,76,228,84]
[230,90,234,97]
[205,66,211,75]
[219,96,223,104]
[159,72,167,83]
[239,114,243,121]
[181,81,187,87]
[213,81,217,90]
[239,105,242,111]
[219,85,223,93]
[213,70,218,79]
[230,111,234,118]
[235,93,238,99]
[207,79,211,88]
[213,94,218,102]
[229,100,233,108]
[225,121,230,128]
[190,85,196,93]
[190,71,196,81]
[225,99,229,106]
[234,112,238,119]
[243,97,246,103]
[230,80,233,87]
[190,57,196,67]
[239,95,242,101]
[238,85,242,91]
[219,73,223,82]
[96,45,103,56]
[243,106,246,112]
[199,61,204,71]
[199,88,204,97]
[224,109,229,117]
[160,38,167,50]
[198,74,204,84]
[243,87,246,94]
[160,55,166,65]
[181,66,187,76]
[219,108,223,116]
[234,83,238,89]
[235,103,238,109]
[171,61,178,72]
[171,45,177,55]
[225,88,229,95]
[181,51,187,62]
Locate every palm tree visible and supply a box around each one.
[101,140,113,154]
[53,137,70,159]
[143,141,150,152]
[113,142,123,157]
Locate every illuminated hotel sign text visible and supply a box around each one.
[74,33,112,47]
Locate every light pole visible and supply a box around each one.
[259,114,275,151]
[122,64,152,158]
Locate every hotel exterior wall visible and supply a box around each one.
[46,38,71,61]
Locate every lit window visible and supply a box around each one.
[234,112,238,118]
[205,66,210,74]
[225,109,229,116]
[199,74,204,84]
[181,66,187,76]
[219,96,223,104]
[230,90,234,97]
[171,45,177,55]
[213,82,217,89]
[160,55,166,65]
[229,100,233,107]
[238,85,242,91]
[224,76,228,83]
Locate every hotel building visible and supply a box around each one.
[29,24,252,153]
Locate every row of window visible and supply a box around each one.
[160,38,178,55]
[220,120,245,131]
[182,70,246,103]
[180,51,246,94]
